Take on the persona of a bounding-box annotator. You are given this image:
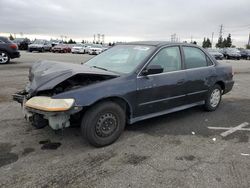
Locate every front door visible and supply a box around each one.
[135,46,187,117]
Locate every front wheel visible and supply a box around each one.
[81,101,126,147]
[204,84,222,111]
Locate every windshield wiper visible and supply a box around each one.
[91,66,108,71]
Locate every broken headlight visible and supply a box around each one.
[25,96,75,112]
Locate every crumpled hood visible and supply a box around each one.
[27,60,119,95]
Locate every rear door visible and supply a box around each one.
[182,46,216,103]
[135,46,187,117]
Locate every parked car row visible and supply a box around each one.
[25,39,110,54]
[72,43,109,55]
[206,48,250,60]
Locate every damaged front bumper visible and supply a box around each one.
[13,91,82,130]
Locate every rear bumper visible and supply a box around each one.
[223,80,234,94]
[28,47,43,51]
[10,51,20,59]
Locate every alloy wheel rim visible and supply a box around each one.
[210,89,221,108]
[96,113,117,137]
[0,52,8,64]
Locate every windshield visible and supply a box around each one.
[92,44,102,48]
[85,45,155,74]
[73,44,83,47]
[33,40,46,44]
[228,48,240,53]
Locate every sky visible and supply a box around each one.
[0,0,250,47]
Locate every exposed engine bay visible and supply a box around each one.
[13,60,119,130]
[36,74,116,97]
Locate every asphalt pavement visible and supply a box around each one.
[0,51,249,188]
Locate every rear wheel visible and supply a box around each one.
[0,51,10,64]
[81,101,125,147]
[204,84,222,111]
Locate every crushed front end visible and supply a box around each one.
[13,90,82,130]
[13,60,118,130]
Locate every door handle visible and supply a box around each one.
[177,79,185,85]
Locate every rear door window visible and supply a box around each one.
[183,47,208,69]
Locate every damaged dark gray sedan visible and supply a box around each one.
[13,41,234,147]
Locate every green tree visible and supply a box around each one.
[225,34,232,47]
[202,37,212,48]
[9,34,14,40]
[202,38,207,48]
[206,38,212,48]
[222,38,227,48]
[246,44,250,49]
[67,39,76,44]
[216,36,223,48]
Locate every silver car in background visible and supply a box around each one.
[88,44,103,55]
[71,44,86,54]
[28,40,52,52]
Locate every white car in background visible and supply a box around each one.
[71,44,86,54]
[88,44,103,55]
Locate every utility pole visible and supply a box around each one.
[219,24,223,38]
[191,35,193,43]
[171,33,177,42]
[248,32,250,46]
[97,34,100,43]
[101,34,105,44]
[211,32,214,48]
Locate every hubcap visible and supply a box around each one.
[96,113,117,137]
[210,89,221,108]
[0,52,8,64]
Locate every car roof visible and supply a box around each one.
[125,41,197,47]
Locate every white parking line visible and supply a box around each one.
[207,122,249,137]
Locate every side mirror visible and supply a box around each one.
[141,64,164,76]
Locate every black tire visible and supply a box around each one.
[81,101,126,147]
[0,51,10,64]
[204,84,222,111]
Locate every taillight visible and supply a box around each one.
[9,44,17,50]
